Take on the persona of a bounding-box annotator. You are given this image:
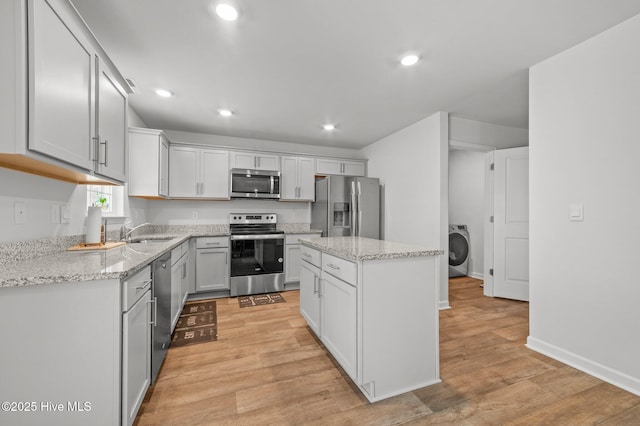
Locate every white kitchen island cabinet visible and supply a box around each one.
[299,236,443,402]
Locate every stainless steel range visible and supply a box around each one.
[229,213,285,297]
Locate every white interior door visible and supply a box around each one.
[493,147,529,301]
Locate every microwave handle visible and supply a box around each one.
[270,176,274,194]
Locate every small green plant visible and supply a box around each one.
[96,196,108,209]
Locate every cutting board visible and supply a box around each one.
[67,241,126,251]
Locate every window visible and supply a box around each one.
[87,185,113,213]
[86,185,124,217]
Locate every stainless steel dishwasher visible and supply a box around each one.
[151,252,172,383]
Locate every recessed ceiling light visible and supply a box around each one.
[216,4,238,21]
[155,89,173,97]
[323,124,336,131]
[218,109,233,117]
[400,54,420,66]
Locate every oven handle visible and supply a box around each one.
[231,234,285,241]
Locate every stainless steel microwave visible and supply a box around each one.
[230,168,281,199]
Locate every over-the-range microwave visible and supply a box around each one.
[230,168,281,199]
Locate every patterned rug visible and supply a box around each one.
[238,293,286,308]
[171,300,217,348]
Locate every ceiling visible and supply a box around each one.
[71,0,640,150]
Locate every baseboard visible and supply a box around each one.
[526,336,640,397]
[438,300,451,310]
[469,271,484,280]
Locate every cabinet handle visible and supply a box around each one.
[99,139,108,166]
[302,252,312,259]
[182,263,187,279]
[136,279,152,290]
[204,242,220,246]
[149,297,157,326]
[326,263,340,270]
[313,275,318,294]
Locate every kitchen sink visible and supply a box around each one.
[127,236,176,244]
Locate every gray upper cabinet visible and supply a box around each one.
[315,158,366,176]
[0,0,131,184]
[128,127,169,198]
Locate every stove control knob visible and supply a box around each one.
[278,258,283,263]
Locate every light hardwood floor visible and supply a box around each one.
[135,277,640,425]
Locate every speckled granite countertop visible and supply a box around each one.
[299,236,443,261]
[0,225,324,288]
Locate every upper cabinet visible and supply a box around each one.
[128,128,169,198]
[315,158,366,177]
[230,151,280,171]
[169,145,229,199]
[281,156,315,201]
[0,0,131,185]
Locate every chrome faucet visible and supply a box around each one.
[121,222,150,242]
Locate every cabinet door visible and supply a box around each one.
[321,273,357,379]
[255,154,279,171]
[29,0,94,171]
[343,161,365,177]
[280,156,299,201]
[169,146,199,197]
[96,57,127,181]
[230,152,255,169]
[315,159,342,175]
[285,244,302,282]
[181,257,189,305]
[200,149,230,199]
[159,137,169,197]
[300,261,321,336]
[196,248,229,292]
[170,260,183,330]
[297,157,316,200]
[122,291,151,426]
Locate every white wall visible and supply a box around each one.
[448,149,485,278]
[528,14,640,396]
[449,116,528,150]
[361,112,449,308]
[145,199,309,225]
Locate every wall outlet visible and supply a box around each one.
[192,211,199,220]
[14,202,26,224]
[51,204,61,224]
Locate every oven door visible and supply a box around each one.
[230,234,285,296]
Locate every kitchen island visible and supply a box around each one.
[298,236,444,402]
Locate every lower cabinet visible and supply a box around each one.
[299,259,321,335]
[195,237,230,292]
[285,233,321,284]
[320,272,357,380]
[170,241,190,330]
[122,290,151,426]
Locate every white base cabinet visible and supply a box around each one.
[300,256,321,335]
[285,233,321,284]
[195,237,230,292]
[299,244,440,402]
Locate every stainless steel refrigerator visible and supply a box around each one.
[311,176,380,239]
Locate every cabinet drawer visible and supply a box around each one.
[300,246,321,268]
[285,233,321,245]
[322,253,357,285]
[196,236,229,249]
[122,266,152,311]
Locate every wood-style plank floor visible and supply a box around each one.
[135,277,640,425]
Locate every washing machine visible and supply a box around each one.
[449,224,470,277]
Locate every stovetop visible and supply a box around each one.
[229,213,282,235]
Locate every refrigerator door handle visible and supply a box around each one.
[357,181,362,237]
[351,181,357,236]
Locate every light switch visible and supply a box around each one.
[569,204,584,222]
[61,204,71,224]
[51,204,61,224]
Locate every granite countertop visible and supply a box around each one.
[299,236,444,261]
[0,226,323,288]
